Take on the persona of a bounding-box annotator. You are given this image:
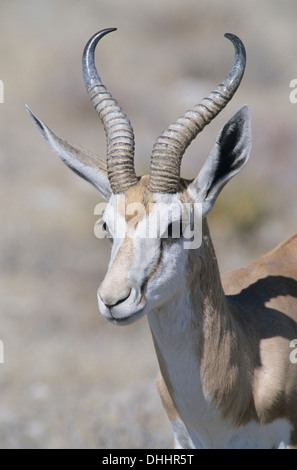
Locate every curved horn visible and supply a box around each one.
[82,28,138,194]
[148,33,246,193]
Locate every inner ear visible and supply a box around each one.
[206,120,243,198]
[189,105,252,216]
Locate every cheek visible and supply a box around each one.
[149,242,188,294]
[163,243,187,281]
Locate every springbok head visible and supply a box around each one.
[27,29,251,325]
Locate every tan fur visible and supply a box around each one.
[222,234,297,441]
[112,178,297,445]
[143,173,297,445]
[157,370,178,422]
[102,176,297,446]
[158,219,297,441]
[116,176,154,222]
[173,219,258,427]
[99,236,135,306]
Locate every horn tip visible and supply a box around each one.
[95,27,117,39]
[224,33,245,51]
[224,32,239,40]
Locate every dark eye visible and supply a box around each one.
[101,221,113,242]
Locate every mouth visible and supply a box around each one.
[107,305,147,326]
[98,292,147,326]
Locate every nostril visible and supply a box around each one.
[98,286,131,309]
[108,290,131,308]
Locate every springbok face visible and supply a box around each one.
[27,28,251,325]
[96,182,187,324]
[97,180,201,324]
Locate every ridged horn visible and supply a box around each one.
[148,33,246,193]
[82,28,138,194]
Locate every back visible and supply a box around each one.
[222,234,297,432]
[222,233,297,326]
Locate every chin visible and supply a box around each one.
[107,309,146,326]
[98,302,148,326]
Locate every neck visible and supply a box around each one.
[147,220,257,442]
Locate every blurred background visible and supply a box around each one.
[0,0,297,448]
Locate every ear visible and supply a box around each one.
[188,105,252,217]
[26,105,112,201]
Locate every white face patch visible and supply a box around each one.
[97,192,193,324]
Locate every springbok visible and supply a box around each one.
[27,29,297,449]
